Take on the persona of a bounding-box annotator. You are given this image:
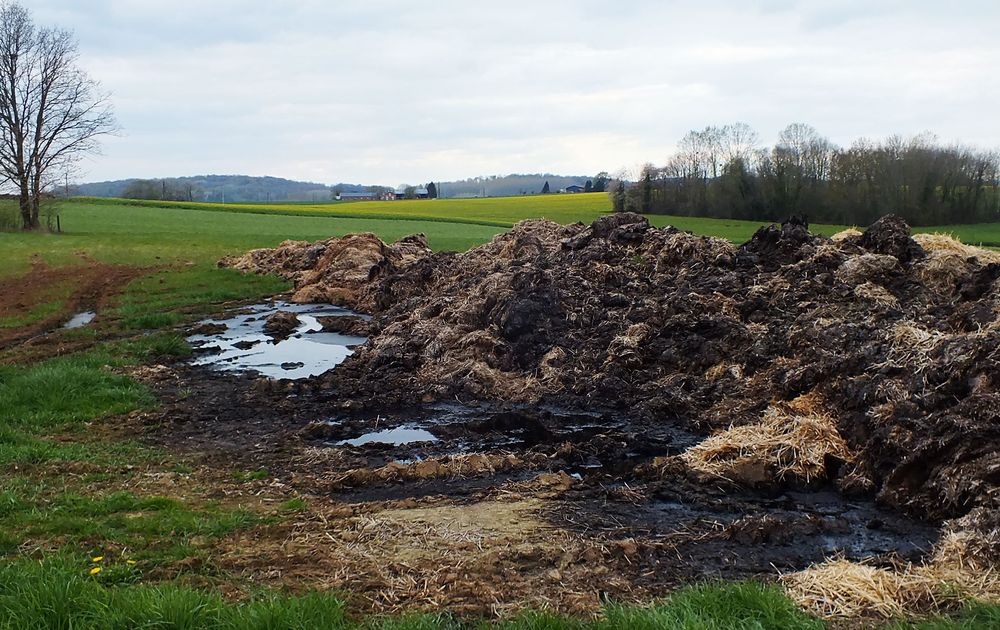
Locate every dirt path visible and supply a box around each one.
[0,255,147,356]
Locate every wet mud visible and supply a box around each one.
[0,254,147,354]
[187,301,367,379]
[135,358,942,602]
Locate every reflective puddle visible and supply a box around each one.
[187,302,368,379]
[63,311,96,329]
[338,426,439,447]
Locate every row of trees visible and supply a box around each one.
[612,123,1000,226]
[540,173,611,194]
[122,178,199,201]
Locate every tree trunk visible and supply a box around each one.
[30,191,41,229]
[29,166,43,228]
[18,185,36,230]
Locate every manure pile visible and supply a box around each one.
[223,212,1000,618]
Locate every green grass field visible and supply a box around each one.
[69,196,1000,252]
[77,193,617,227]
[3,194,1000,628]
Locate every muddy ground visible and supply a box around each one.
[127,353,936,615]
[0,254,146,359]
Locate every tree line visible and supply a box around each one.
[611,123,1000,226]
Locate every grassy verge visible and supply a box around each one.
[113,266,289,329]
[1,558,995,629]
[0,330,280,586]
[0,564,824,630]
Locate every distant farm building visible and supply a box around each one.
[336,187,434,202]
[336,191,394,201]
[562,184,585,193]
[394,187,430,199]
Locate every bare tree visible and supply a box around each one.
[720,122,760,168]
[0,2,115,230]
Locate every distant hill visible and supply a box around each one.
[76,172,607,202]
[75,175,353,203]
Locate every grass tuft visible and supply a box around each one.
[0,353,154,429]
[600,582,823,630]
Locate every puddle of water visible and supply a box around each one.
[309,401,702,469]
[63,311,96,329]
[339,426,439,447]
[187,302,368,379]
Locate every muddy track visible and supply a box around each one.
[0,255,147,355]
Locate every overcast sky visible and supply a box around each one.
[31,0,1000,185]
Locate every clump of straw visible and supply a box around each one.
[783,530,1000,620]
[913,233,1000,293]
[831,228,863,242]
[680,393,852,485]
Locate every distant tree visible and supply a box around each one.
[426,182,437,199]
[0,2,116,229]
[584,180,593,193]
[122,179,159,200]
[592,172,611,193]
[121,178,198,201]
[541,180,550,194]
[610,180,627,212]
[640,166,654,212]
[403,185,417,199]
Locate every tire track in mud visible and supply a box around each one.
[0,254,148,355]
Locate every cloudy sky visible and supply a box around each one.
[32,0,1000,185]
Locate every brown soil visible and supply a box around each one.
[128,361,939,616]
[0,254,146,357]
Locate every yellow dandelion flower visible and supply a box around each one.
[91,556,104,562]
[89,567,102,575]
[126,560,137,565]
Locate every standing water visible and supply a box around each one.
[63,311,96,329]
[187,302,368,379]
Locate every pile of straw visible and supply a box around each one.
[913,233,1000,292]
[783,531,1000,619]
[831,227,863,242]
[681,394,852,485]
[913,233,1000,263]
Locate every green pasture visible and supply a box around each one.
[77,193,616,227]
[66,195,1000,251]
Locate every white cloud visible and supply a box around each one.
[30,0,1000,184]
